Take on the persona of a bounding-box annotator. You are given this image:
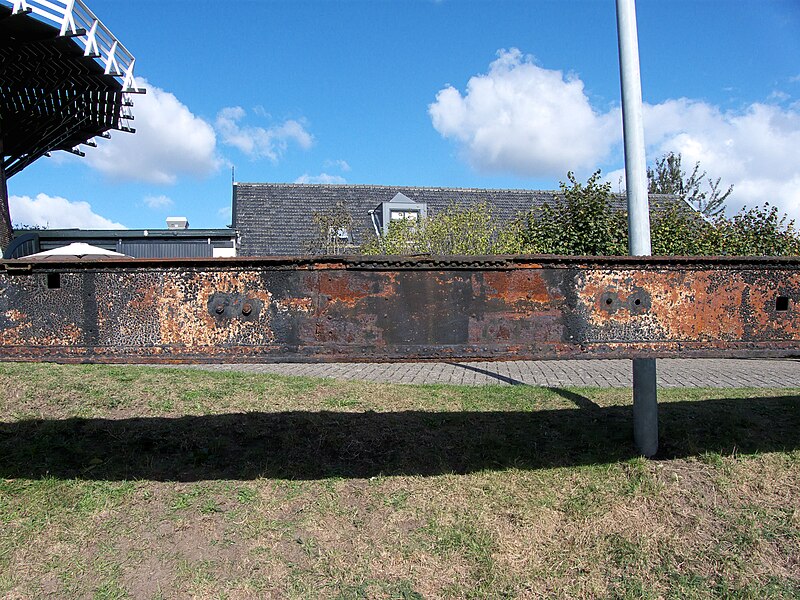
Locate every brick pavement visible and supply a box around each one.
[167,358,800,388]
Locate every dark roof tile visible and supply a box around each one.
[233,182,686,256]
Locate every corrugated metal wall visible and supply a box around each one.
[119,242,213,258]
[41,239,118,252]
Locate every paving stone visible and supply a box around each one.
[146,358,800,388]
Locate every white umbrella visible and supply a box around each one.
[23,242,130,260]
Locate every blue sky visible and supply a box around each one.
[8,0,800,230]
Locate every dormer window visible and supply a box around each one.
[390,210,419,222]
[374,192,427,234]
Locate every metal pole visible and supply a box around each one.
[632,355,658,457]
[615,0,658,457]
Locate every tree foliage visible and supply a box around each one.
[359,171,798,258]
[647,151,732,218]
[361,217,419,255]
[650,202,800,256]
[519,171,628,255]
[307,200,355,255]
[650,203,719,255]
[362,202,520,255]
[719,204,800,256]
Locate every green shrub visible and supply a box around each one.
[717,204,800,256]
[518,171,628,256]
[361,202,519,255]
[360,173,799,258]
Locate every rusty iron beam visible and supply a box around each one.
[0,255,798,364]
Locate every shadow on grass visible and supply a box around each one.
[1,394,798,481]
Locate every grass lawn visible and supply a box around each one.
[0,363,798,599]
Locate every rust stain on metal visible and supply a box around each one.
[480,270,554,308]
[275,298,312,312]
[575,268,797,343]
[0,255,798,363]
[318,271,376,308]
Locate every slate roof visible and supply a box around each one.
[233,182,686,256]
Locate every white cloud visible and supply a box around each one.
[430,49,800,221]
[143,194,173,209]
[641,99,800,220]
[252,105,271,118]
[217,206,232,220]
[324,159,351,172]
[768,90,791,103]
[84,78,219,184]
[215,106,313,161]
[294,173,347,184]
[429,48,619,177]
[10,193,126,229]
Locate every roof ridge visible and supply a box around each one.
[235,182,679,199]
[236,182,562,194]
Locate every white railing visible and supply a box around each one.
[3,0,142,93]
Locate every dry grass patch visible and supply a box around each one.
[0,363,798,598]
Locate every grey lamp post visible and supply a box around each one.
[615,0,658,457]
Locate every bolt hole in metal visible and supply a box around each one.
[605,298,613,305]
[215,304,225,314]
[46,273,60,289]
[634,298,641,306]
[776,296,790,312]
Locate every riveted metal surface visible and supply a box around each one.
[0,255,798,363]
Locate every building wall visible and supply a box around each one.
[5,230,237,259]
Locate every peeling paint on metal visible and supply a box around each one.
[0,255,798,363]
